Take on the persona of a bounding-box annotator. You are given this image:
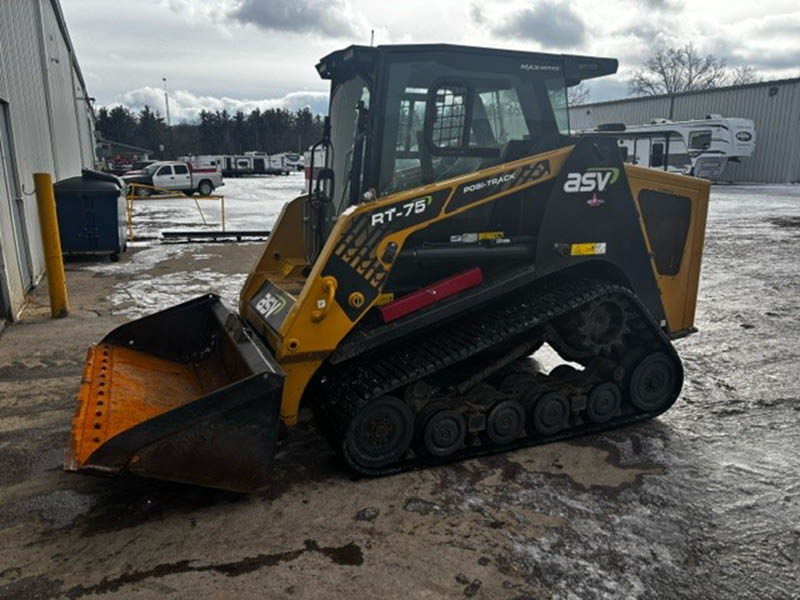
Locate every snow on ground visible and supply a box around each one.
[85,174,304,317]
[89,176,800,325]
[130,173,305,239]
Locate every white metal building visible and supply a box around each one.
[0,0,96,320]
[569,77,800,184]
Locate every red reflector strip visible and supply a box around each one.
[379,267,483,323]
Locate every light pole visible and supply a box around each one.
[162,77,171,126]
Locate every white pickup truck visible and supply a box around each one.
[122,160,224,197]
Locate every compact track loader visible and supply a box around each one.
[66,44,709,491]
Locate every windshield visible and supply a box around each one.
[141,163,159,175]
[328,74,370,215]
[379,56,568,196]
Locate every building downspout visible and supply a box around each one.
[35,0,61,180]
[67,51,86,167]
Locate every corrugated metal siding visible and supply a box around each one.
[570,97,671,131]
[0,0,55,312]
[671,81,800,182]
[73,72,96,168]
[569,80,800,183]
[0,0,95,318]
[41,0,84,178]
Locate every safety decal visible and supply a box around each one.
[570,242,607,256]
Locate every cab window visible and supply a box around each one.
[379,57,566,196]
[173,164,189,175]
[156,165,172,176]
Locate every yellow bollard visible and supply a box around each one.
[33,173,69,318]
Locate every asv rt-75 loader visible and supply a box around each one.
[66,44,709,492]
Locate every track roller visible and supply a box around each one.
[530,391,570,436]
[586,382,622,423]
[485,400,526,445]
[422,409,467,456]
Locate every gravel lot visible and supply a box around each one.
[0,178,798,599]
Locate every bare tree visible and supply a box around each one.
[567,82,591,106]
[628,44,728,96]
[729,65,760,85]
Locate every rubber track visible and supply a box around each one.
[312,278,683,476]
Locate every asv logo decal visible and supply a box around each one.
[563,167,620,193]
[255,292,286,319]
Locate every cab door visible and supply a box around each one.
[152,165,174,190]
[172,164,192,189]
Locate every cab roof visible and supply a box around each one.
[316,43,618,86]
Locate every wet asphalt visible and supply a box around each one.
[0,181,798,599]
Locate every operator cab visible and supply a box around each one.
[314,44,615,209]
[307,44,617,287]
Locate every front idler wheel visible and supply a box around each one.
[530,392,569,436]
[345,396,413,469]
[586,382,621,423]
[628,352,678,412]
[485,400,526,445]
[423,409,467,457]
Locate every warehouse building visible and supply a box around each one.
[569,77,800,184]
[0,0,96,320]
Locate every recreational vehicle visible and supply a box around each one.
[579,115,755,180]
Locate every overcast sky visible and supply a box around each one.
[61,0,800,122]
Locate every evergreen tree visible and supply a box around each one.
[97,106,138,145]
[96,102,325,157]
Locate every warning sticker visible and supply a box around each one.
[570,242,607,256]
[376,292,395,306]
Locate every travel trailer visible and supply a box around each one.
[180,152,297,176]
[578,115,755,180]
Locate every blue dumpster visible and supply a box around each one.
[54,169,127,261]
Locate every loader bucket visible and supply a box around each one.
[65,295,284,492]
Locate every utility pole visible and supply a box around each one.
[162,77,171,126]
[370,29,374,47]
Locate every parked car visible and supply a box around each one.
[122,161,224,196]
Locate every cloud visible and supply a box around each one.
[636,0,683,11]
[492,1,586,49]
[230,0,367,38]
[620,23,670,45]
[110,87,329,122]
[469,2,485,24]
[164,0,232,24]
